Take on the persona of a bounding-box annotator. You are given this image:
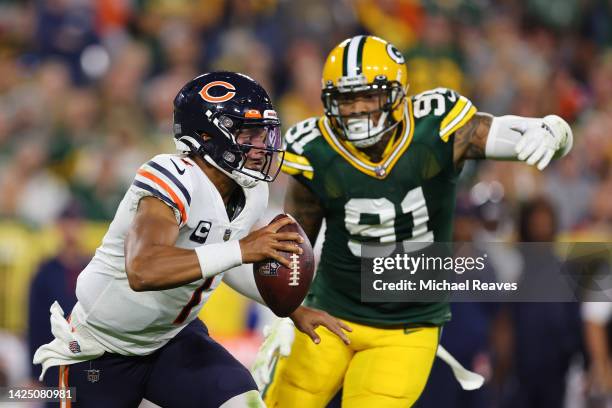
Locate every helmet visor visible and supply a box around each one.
[234,124,284,182]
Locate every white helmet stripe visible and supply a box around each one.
[346,35,365,77]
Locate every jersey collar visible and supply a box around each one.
[318,98,415,179]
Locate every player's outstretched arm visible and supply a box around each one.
[125,197,303,292]
[453,112,492,166]
[284,177,324,246]
[453,112,573,169]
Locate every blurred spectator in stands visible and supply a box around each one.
[144,66,191,140]
[545,153,594,232]
[353,0,424,52]
[0,330,31,389]
[71,151,130,221]
[405,13,466,94]
[34,0,100,84]
[582,302,612,407]
[278,40,324,129]
[212,29,275,94]
[580,117,612,184]
[576,178,612,240]
[95,0,133,50]
[48,88,101,183]
[99,41,150,138]
[0,60,71,157]
[28,201,88,386]
[550,67,588,123]
[588,50,612,110]
[0,140,70,226]
[157,19,200,79]
[498,198,583,408]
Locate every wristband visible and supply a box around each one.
[195,241,243,279]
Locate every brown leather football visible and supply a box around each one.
[253,214,315,317]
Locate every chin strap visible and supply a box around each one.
[176,132,263,188]
[203,155,259,189]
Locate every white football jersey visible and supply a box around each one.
[69,154,268,355]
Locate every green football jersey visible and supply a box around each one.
[281,88,477,326]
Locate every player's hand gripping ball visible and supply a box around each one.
[254,214,314,317]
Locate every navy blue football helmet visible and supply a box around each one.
[173,72,283,188]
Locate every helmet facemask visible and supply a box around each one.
[322,77,405,148]
[224,121,285,186]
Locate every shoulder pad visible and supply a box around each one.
[411,88,477,142]
[284,117,321,154]
[281,118,320,179]
[131,154,195,226]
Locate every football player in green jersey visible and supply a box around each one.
[252,35,573,408]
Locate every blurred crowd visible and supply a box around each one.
[0,0,610,231]
[1,0,612,407]
[1,0,612,229]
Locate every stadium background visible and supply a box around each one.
[0,0,611,407]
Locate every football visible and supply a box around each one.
[253,214,315,317]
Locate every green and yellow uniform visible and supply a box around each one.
[265,88,476,408]
[264,35,477,408]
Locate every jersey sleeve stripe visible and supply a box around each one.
[146,160,192,205]
[281,164,301,175]
[284,151,313,167]
[136,169,188,223]
[440,96,469,131]
[133,180,180,212]
[439,102,477,142]
[281,163,314,180]
[282,160,314,172]
[342,38,350,76]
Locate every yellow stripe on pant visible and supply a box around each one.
[263,319,440,408]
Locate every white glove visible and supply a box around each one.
[250,318,295,391]
[514,114,573,170]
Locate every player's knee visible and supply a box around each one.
[344,393,420,408]
[360,373,428,404]
[281,360,339,394]
[280,337,346,394]
[220,390,264,408]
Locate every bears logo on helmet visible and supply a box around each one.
[198,80,236,103]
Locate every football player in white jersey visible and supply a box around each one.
[33,72,349,408]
